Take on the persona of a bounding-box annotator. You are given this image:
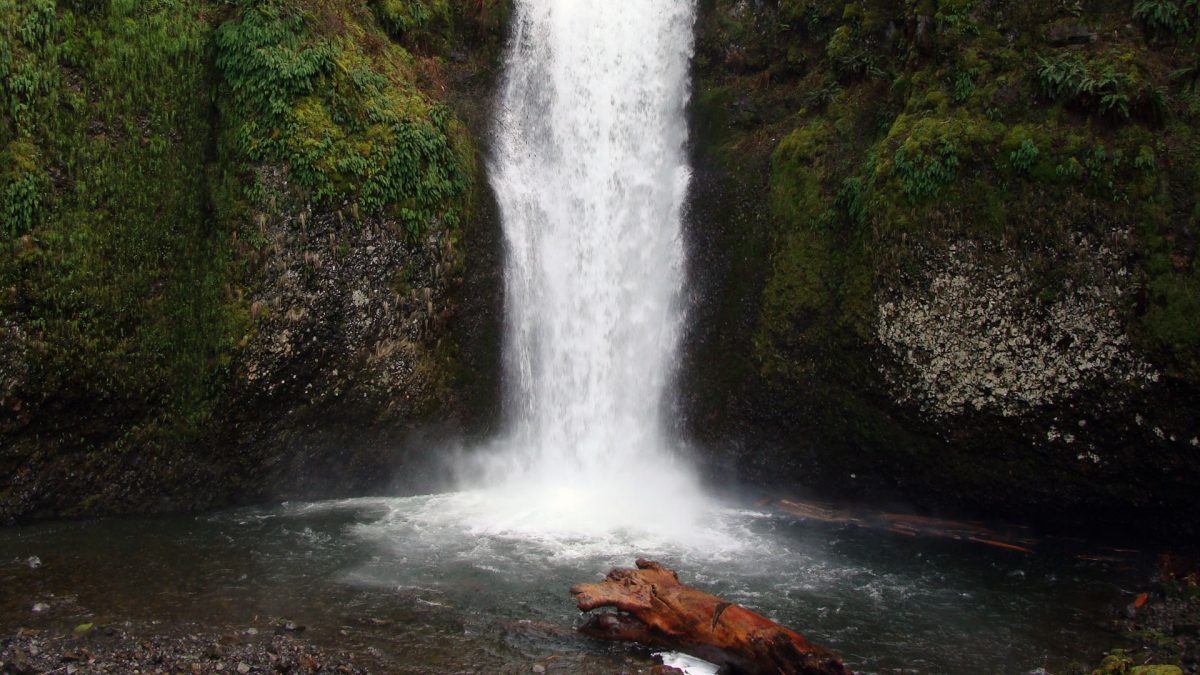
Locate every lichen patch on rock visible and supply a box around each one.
[876,238,1157,418]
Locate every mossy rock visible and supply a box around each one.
[686,0,1200,542]
[0,0,505,521]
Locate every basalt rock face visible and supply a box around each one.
[0,0,510,522]
[680,0,1200,542]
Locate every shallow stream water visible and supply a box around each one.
[0,492,1145,674]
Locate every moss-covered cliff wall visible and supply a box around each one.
[4,0,1197,542]
[682,0,1200,541]
[0,0,510,521]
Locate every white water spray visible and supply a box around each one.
[463,0,709,540]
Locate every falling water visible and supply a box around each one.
[467,0,708,539]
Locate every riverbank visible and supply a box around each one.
[1090,556,1200,674]
[2,561,1196,675]
[0,496,1182,673]
[1,624,370,674]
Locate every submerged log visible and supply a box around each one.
[571,559,850,675]
[771,498,1038,553]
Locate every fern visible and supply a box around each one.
[894,139,959,203]
[1,170,42,237]
[953,67,980,104]
[1133,0,1194,35]
[1036,54,1150,120]
[214,0,468,235]
[14,0,56,48]
[835,176,869,226]
[1010,139,1039,175]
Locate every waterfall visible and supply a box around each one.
[471,0,707,537]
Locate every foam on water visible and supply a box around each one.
[458,0,706,539]
[347,492,753,563]
[0,497,1135,673]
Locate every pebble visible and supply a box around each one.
[532,665,546,673]
[2,626,368,673]
[26,556,41,569]
[31,603,49,613]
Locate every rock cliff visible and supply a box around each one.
[681,0,1200,541]
[0,0,510,521]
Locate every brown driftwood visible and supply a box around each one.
[571,559,850,675]
[771,498,1038,554]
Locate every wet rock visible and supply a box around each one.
[1046,23,1097,46]
[275,620,305,634]
[0,320,29,417]
[876,237,1155,419]
[30,603,49,614]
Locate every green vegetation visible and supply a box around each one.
[1010,138,1040,175]
[0,0,229,445]
[693,0,1200,389]
[689,0,1200,541]
[893,137,959,203]
[1133,0,1198,36]
[1036,51,1166,121]
[213,0,469,237]
[371,0,510,57]
[0,0,501,517]
[373,0,450,42]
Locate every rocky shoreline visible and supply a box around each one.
[1,624,371,675]
[2,576,1195,675]
[1089,557,1200,675]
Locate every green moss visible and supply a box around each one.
[876,113,998,203]
[756,114,878,381]
[371,0,509,58]
[0,0,250,474]
[1093,649,1186,675]
[213,0,468,237]
[1133,0,1198,37]
[0,0,496,512]
[1141,259,1200,376]
[374,0,450,41]
[1036,48,1166,122]
[771,121,833,218]
[698,0,1200,434]
[0,139,43,237]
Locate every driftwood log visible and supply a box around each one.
[769,498,1037,554]
[571,559,850,675]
